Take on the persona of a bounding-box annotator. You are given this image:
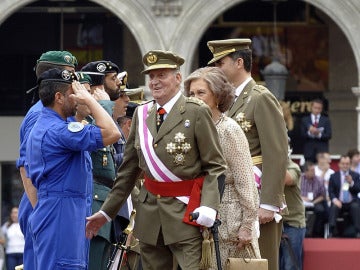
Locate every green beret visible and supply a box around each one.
[37,68,79,85]
[207,39,252,65]
[142,50,184,74]
[76,72,92,85]
[37,51,78,67]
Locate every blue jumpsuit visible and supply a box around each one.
[16,100,43,270]
[26,107,103,269]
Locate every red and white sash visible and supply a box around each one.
[253,166,262,189]
[138,103,189,204]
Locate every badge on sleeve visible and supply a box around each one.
[68,122,84,132]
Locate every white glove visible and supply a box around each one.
[193,206,217,227]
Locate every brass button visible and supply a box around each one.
[157,194,161,199]
[154,144,158,148]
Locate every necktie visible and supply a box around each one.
[342,172,351,203]
[314,116,318,127]
[156,107,166,131]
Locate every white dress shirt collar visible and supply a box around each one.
[156,90,181,114]
[234,76,252,97]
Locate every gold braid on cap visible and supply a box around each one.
[213,48,236,58]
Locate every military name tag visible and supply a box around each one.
[68,122,84,132]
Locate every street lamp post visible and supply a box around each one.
[261,0,288,101]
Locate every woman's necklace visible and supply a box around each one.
[213,113,224,126]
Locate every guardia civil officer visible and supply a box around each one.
[25,68,120,269]
[207,39,288,270]
[86,50,227,270]
[81,61,130,270]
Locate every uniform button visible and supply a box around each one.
[154,144,158,148]
[94,194,99,199]
[157,194,161,199]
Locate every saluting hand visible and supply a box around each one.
[92,88,110,101]
[71,81,94,105]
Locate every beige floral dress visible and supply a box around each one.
[212,115,261,269]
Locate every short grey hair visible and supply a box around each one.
[183,67,235,112]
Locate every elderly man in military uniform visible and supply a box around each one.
[81,60,131,270]
[207,39,288,270]
[86,50,227,270]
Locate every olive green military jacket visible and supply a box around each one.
[101,94,227,245]
[227,79,288,209]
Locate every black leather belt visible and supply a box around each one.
[93,176,114,189]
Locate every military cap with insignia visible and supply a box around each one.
[142,50,185,74]
[207,38,252,65]
[81,60,119,74]
[37,68,79,85]
[81,60,120,86]
[117,71,128,91]
[37,51,78,67]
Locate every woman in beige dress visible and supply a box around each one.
[184,67,260,268]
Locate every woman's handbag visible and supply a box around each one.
[226,244,268,270]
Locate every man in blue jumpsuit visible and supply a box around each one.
[16,51,78,270]
[25,68,121,270]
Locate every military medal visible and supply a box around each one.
[166,132,191,165]
[184,119,190,128]
[181,143,191,153]
[235,112,252,132]
[174,153,185,165]
[174,132,185,143]
[165,142,177,154]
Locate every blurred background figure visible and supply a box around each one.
[279,101,294,135]
[280,150,306,270]
[1,207,25,270]
[300,162,328,238]
[314,152,334,205]
[347,148,360,174]
[301,99,332,163]
[0,228,5,270]
[328,155,360,238]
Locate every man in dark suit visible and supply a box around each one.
[85,50,227,270]
[328,155,360,237]
[301,99,332,163]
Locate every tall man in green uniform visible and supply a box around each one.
[86,50,227,270]
[81,61,130,270]
[207,39,288,270]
